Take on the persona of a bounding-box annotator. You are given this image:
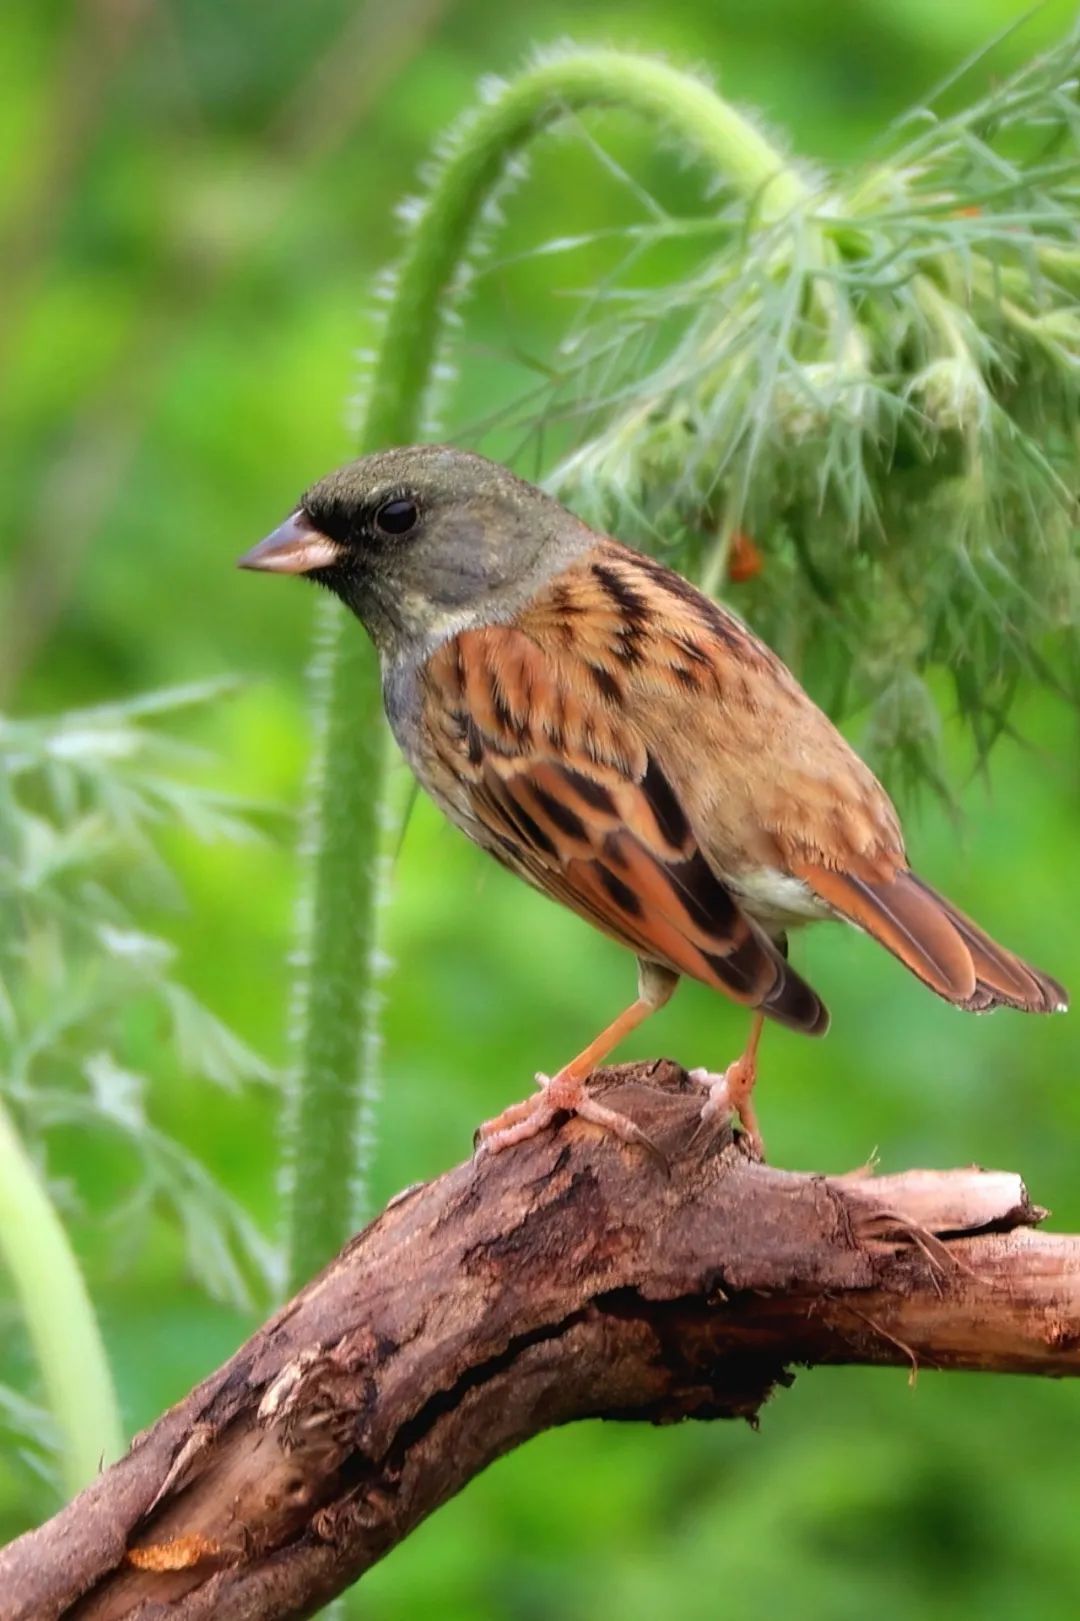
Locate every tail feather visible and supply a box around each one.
[905,873,1068,1014]
[792,861,1068,1015]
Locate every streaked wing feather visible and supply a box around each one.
[422,622,828,1036]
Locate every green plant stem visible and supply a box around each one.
[283,614,390,1289]
[287,49,809,1287]
[366,50,809,439]
[0,1093,122,1497]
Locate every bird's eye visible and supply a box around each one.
[374,497,419,536]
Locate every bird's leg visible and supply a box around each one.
[690,1010,766,1156]
[476,962,678,1159]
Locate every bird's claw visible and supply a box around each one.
[475,1070,667,1170]
[688,1063,765,1158]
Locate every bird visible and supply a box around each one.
[239,444,1068,1157]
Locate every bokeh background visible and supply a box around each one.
[2,1,1079,1617]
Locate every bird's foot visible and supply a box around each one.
[475,1069,665,1167]
[689,1057,765,1158]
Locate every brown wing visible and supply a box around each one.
[509,540,1066,1017]
[420,622,828,1035]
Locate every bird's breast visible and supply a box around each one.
[382,651,497,845]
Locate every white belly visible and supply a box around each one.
[728,867,832,931]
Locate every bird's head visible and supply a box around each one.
[238,445,593,660]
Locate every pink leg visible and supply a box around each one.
[477,964,677,1161]
[690,1011,766,1156]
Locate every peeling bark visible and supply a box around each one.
[2,1061,1078,1621]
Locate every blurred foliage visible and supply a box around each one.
[0,2,1078,1618]
[0,683,278,1313]
[545,34,1080,793]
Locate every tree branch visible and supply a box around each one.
[3,1061,1078,1621]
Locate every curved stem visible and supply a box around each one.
[0,1093,122,1497]
[366,49,809,442]
[286,48,809,1286]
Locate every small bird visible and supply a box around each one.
[240,446,1068,1155]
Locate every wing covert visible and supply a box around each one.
[421,621,828,1036]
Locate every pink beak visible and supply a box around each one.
[237,511,343,575]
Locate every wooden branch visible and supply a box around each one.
[3,1061,1078,1621]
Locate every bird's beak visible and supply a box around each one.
[237,511,343,575]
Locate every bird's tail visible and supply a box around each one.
[793,863,1068,1015]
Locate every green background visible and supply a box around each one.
[1,1,1078,1616]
